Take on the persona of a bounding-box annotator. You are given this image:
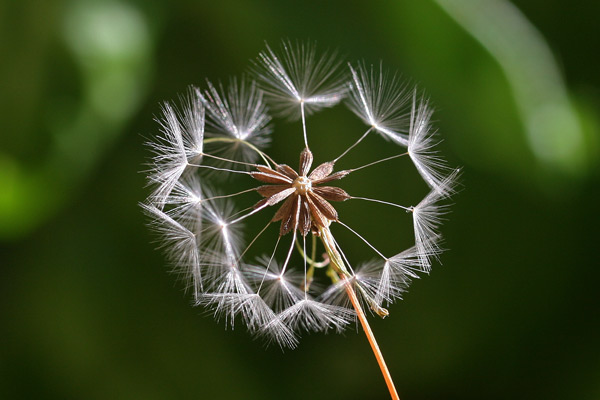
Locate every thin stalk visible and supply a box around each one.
[350,152,408,173]
[334,127,373,163]
[300,101,309,149]
[310,234,317,267]
[203,137,274,167]
[294,236,329,268]
[344,279,398,400]
[308,234,318,287]
[318,226,400,400]
[296,234,329,292]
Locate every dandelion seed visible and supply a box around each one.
[346,62,412,146]
[411,168,460,269]
[253,39,348,120]
[407,95,455,195]
[146,90,205,207]
[143,40,460,400]
[199,77,272,164]
[141,203,201,294]
[245,259,305,312]
[277,298,355,333]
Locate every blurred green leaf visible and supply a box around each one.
[0,0,153,239]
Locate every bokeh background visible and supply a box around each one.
[1,0,599,399]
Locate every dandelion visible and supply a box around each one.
[143,40,459,400]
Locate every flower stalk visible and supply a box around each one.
[144,40,459,399]
[319,225,399,400]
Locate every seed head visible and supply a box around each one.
[143,40,459,348]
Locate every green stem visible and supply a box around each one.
[295,234,329,291]
[294,236,328,268]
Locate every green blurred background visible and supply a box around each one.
[1,0,599,399]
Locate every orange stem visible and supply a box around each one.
[344,280,400,400]
[318,226,399,399]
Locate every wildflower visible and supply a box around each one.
[143,40,459,400]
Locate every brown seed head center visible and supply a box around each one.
[293,176,312,195]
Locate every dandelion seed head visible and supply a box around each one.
[143,41,459,348]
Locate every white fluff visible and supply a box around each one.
[143,42,459,348]
[199,77,271,163]
[253,40,348,119]
[346,62,412,145]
